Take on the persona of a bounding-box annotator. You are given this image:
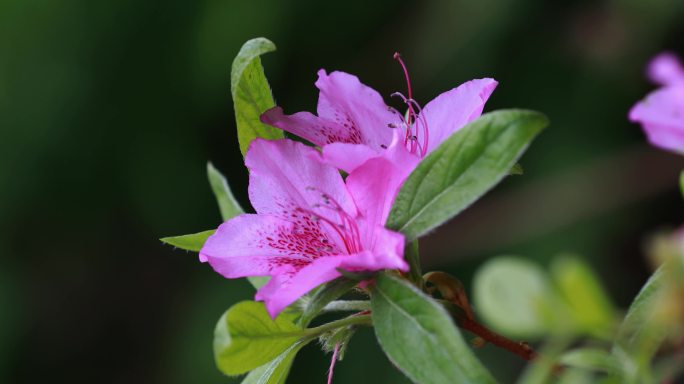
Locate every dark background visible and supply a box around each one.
[1,0,683,382]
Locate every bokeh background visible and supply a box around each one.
[1,0,684,382]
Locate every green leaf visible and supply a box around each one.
[550,256,615,338]
[370,273,495,384]
[160,230,215,252]
[680,170,684,199]
[615,265,667,354]
[298,278,357,327]
[473,257,564,339]
[559,348,621,375]
[207,162,244,221]
[241,341,306,384]
[214,301,304,376]
[231,37,282,156]
[387,109,547,241]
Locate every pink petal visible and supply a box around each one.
[246,139,357,219]
[420,78,498,153]
[342,227,408,273]
[647,52,684,87]
[345,157,405,229]
[320,142,382,173]
[255,256,344,318]
[200,214,340,278]
[256,243,407,318]
[316,70,402,149]
[260,107,358,147]
[629,86,684,154]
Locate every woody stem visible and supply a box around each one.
[457,317,537,361]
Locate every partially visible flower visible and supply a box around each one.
[199,139,408,318]
[260,55,497,179]
[629,52,684,154]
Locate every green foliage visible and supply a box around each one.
[474,255,619,341]
[160,230,215,252]
[240,342,306,384]
[298,278,358,327]
[551,256,615,339]
[473,257,562,339]
[559,348,621,375]
[231,38,283,156]
[370,273,496,384]
[616,266,666,352]
[213,301,304,376]
[387,110,547,241]
[207,162,245,220]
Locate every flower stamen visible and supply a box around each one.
[300,188,363,255]
[393,52,429,157]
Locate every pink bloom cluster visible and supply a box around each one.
[201,62,496,317]
[630,52,684,154]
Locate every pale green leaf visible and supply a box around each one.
[387,109,547,241]
[231,37,282,156]
[473,257,564,339]
[214,301,304,376]
[207,162,244,221]
[559,348,621,375]
[551,256,615,339]
[371,273,496,384]
[240,341,306,384]
[160,230,215,252]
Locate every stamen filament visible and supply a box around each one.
[392,53,430,157]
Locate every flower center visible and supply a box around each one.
[298,187,362,255]
[392,52,429,157]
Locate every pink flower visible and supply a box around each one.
[260,55,497,179]
[629,52,684,154]
[199,139,408,318]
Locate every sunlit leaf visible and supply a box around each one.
[214,301,304,376]
[231,37,283,156]
[240,341,306,384]
[160,230,215,252]
[387,109,547,241]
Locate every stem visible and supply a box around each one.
[457,317,537,361]
[321,300,370,313]
[303,314,372,339]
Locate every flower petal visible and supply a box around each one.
[420,78,498,153]
[246,139,357,219]
[321,142,382,174]
[629,86,684,154]
[316,70,401,149]
[256,244,407,318]
[200,214,339,278]
[647,52,684,87]
[255,256,344,318]
[260,107,358,147]
[345,157,406,228]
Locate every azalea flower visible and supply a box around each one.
[260,54,497,179]
[199,139,408,318]
[629,52,684,154]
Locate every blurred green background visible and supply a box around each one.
[1,0,683,382]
